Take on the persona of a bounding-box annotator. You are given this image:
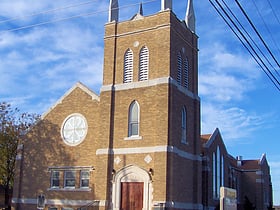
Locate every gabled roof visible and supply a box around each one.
[259,153,267,165]
[201,128,229,156]
[202,128,221,148]
[41,82,100,119]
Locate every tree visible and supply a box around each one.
[0,102,39,209]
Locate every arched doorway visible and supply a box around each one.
[112,165,152,210]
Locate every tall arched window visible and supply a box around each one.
[221,155,224,187]
[181,107,187,143]
[213,152,216,198]
[124,49,133,83]
[184,58,189,89]
[217,147,221,197]
[128,101,140,137]
[213,146,223,199]
[177,52,182,85]
[139,46,149,81]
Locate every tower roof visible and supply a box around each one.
[185,0,195,32]
[108,0,119,22]
[161,0,172,11]
[131,2,144,20]
[138,2,143,16]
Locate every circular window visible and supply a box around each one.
[61,114,88,146]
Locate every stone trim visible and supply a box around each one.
[96,145,202,161]
[112,165,152,210]
[47,187,92,192]
[47,166,94,171]
[42,82,100,119]
[105,22,170,40]
[12,198,105,206]
[153,201,203,209]
[256,179,264,183]
[101,76,200,101]
[203,128,220,148]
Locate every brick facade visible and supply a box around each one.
[11,1,272,210]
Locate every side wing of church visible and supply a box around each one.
[11,0,273,210]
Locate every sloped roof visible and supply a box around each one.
[202,128,224,149]
[238,154,267,170]
[200,134,211,153]
[239,160,260,170]
[41,82,100,119]
[201,134,211,144]
[201,128,230,158]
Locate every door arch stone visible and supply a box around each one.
[112,165,153,210]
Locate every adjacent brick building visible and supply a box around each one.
[11,0,273,209]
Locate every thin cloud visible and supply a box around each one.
[201,103,265,143]
[198,41,261,102]
[199,72,247,101]
[0,12,104,108]
[0,0,279,205]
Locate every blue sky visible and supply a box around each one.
[0,0,279,205]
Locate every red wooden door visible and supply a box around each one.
[121,182,144,210]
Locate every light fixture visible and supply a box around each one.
[149,168,154,176]
[112,169,116,175]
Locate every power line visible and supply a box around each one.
[220,0,279,76]
[0,0,99,24]
[251,0,280,63]
[209,0,280,91]
[0,9,104,34]
[0,0,157,34]
[220,0,280,80]
[234,0,280,75]
[266,0,280,26]
[210,0,280,91]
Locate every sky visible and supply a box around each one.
[0,0,279,205]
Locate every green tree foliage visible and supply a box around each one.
[0,102,39,209]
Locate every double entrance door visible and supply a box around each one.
[120,182,144,210]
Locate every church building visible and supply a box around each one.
[11,0,272,210]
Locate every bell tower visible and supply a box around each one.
[98,0,202,209]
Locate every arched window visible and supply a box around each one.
[221,155,224,187]
[213,146,223,199]
[177,52,182,85]
[181,107,187,143]
[184,58,189,88]
[139,46,149,81]
[217,147,221,197]
[124,49,133,83]
[213,152,216,198]
[128,101,140,137]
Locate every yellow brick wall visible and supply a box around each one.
[13,87,101,206]
[103,10,172,86]
[12,8,201,210]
